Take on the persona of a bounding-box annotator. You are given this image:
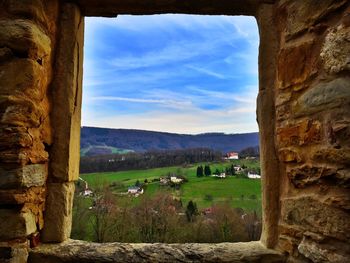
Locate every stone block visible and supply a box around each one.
[277,119,321,147]
[0,58,47,101]
[278,0,348,39]
[0,210,36,240]
[327,119,350,147]
[0,164,47,189]
[6,0,47,26]
[277,41,317,89]
[294,78,350,117]
[50,3,84,183]
[313,147,350,166]
[0,47,13,62]
[0,127,33,150]
[41,182,75,242]
[276,91,292,107]
[278,148,302,163]
[0,96,46,128]
[29,240,286,263]
[324,195,350,210]
[0,19,51,61]
[281,196,350,241]
[321,24,350,74]
[298,236,349,263]
[286,165,339,188]
[0,187,46,205]
[0,244,29,263]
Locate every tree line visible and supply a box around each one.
[80,148,222,173]
[72,187,261,243]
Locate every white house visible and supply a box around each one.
[233,165,242,171]
[212,173,226,178]
[128,186,144,195]
[81,189,93,197]
[225,152,239,160]
[247,172,261,179]
[170,176,183,184]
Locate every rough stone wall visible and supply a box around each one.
[0,0,60,262]
[274,1,350,262]
[0,0,349,263]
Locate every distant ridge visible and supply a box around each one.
[81,126,259,155]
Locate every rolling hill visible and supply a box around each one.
[81,127,259,155]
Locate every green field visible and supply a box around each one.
[80,145,133,157]
[80,159,261,214]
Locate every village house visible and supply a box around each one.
[81,189,93,197]
[233,165,242,172]
[127,186,144,196]
[170,176,183,184]
[225,151,239,160]
[78,177,94,197]
[159,177,169,185]
[247,172,261,179]
[212,173,226,178]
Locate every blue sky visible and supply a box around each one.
[82,15,259,134]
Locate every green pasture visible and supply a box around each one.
[80,160,261,213]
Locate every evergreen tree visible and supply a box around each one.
[231,164,236,176]
[196,166,204,177]
[204,165,211,176]
[185,200,198,222]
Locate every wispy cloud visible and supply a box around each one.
[89,96,193,109]
[185,65,227,79]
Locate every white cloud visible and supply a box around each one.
[82,107,258,134]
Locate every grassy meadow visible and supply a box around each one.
[80,159,261,214]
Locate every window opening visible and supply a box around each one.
[72,15,261,243]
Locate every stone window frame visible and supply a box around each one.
[41,0,281,252]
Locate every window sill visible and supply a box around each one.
[29,239,285,262]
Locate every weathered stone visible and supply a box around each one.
[313,148,350,166]
[294,78,350,117]
[29,240,285,263]
[277,41,317,89]
[0,210,36,240]
[0,59,48,101]
[256,3,281,249]
[277,235,298,255]
[279,224,303,240]
[275,104,290,121]
[0,19,51,61]
[278,0,348,39]
[321,24,350,74]
[327,119,350,147]
[281,196,350,241]
[277,119,321,147]
[0,164,47,189]
[0,243,29,263]
[0,127,33,150]
[50,4,84,183]
[324,195,350,210]
[276,91,292,106]
[298,236,350,263]
[286,165,348,188]
[75,0,268,16]
[6,0,47,26]
[278,148,302,163]
[0,47,13,61]
[41,182,75,242]
[0,150,28,165]
[0,96,46,128]
[0,187,46,205]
